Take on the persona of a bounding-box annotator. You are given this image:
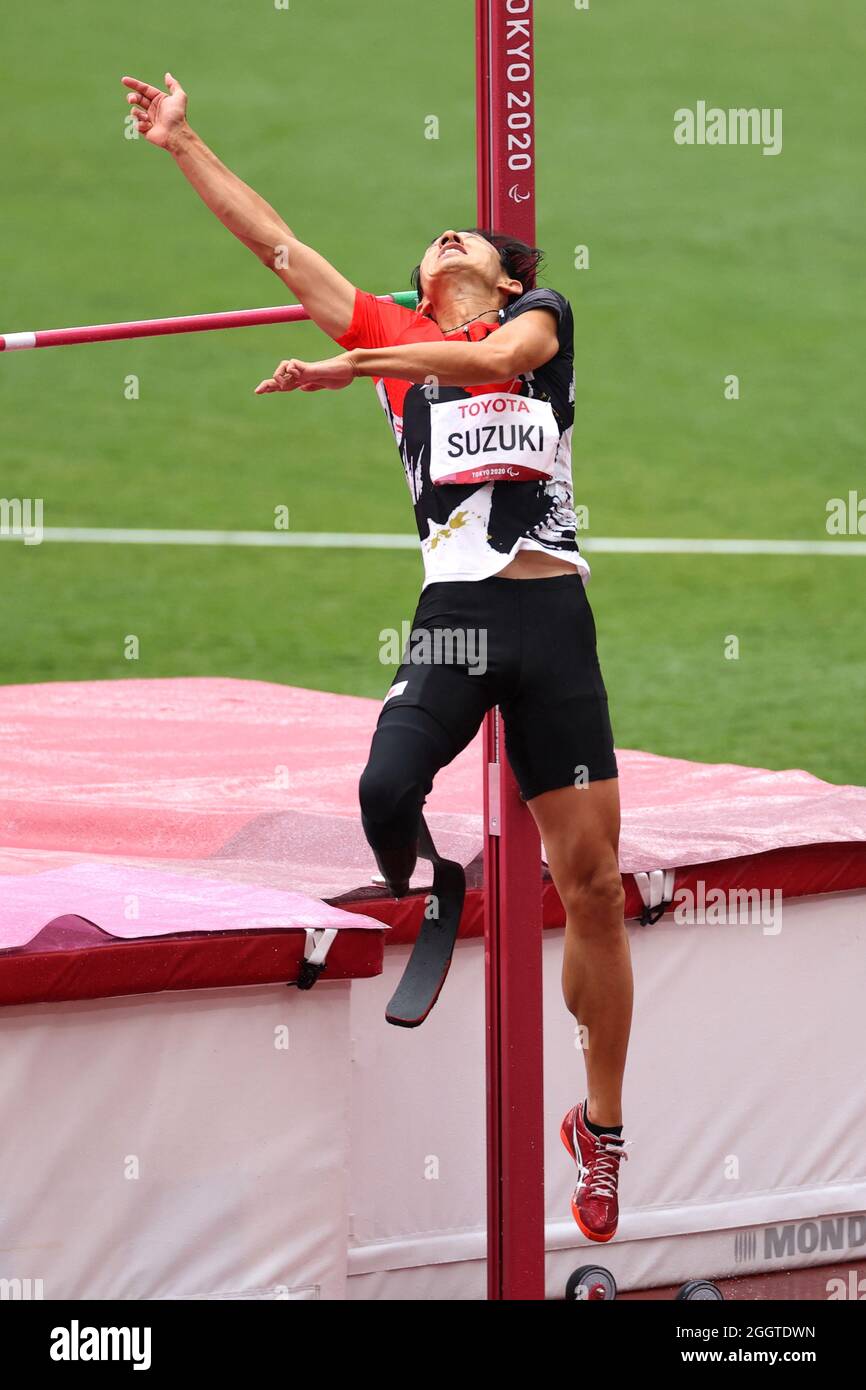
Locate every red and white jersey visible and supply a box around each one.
[337,287,587,587]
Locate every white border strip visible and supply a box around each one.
[0,528,418,549]
[0,528,864,555]
[1,332,38,350]
[346,1181,866,1275]
[585,536,866,556]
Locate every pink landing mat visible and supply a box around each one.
[1,677,865,940]
[0,862,385,953]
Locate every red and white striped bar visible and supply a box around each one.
[0,294,414,353]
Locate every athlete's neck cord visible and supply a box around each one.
[439,307,502,336]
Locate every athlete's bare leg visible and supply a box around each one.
[527,779,632,1129]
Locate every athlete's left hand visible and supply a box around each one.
[254,354,356,394]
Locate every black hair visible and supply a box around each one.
[410,229,544,302]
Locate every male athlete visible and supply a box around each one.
[123,71,633,1241]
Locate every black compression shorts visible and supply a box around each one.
[377,572,617,801]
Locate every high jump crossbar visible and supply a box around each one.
[0,294,418,352]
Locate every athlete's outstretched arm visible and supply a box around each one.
[121,73,356,340]
[254,310,561,394]
[349,310,560,385]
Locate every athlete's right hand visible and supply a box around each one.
[121,73,189,150]
[254,354,358,394]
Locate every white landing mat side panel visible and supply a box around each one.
[0,981,352,1300]
[348,892,866,1298]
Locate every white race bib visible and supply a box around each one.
[429,392,559,486]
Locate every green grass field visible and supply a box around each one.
[1,0,864,782]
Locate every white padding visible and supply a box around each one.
[348,891,866,1298]
[0,982,353,1299]
[634,868,675,911]
[303,927,337,966]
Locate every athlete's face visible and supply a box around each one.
[418,230,511,305]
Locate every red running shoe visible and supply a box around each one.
[560,1102,628,1243]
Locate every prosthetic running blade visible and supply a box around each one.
[385,818,466,1028]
